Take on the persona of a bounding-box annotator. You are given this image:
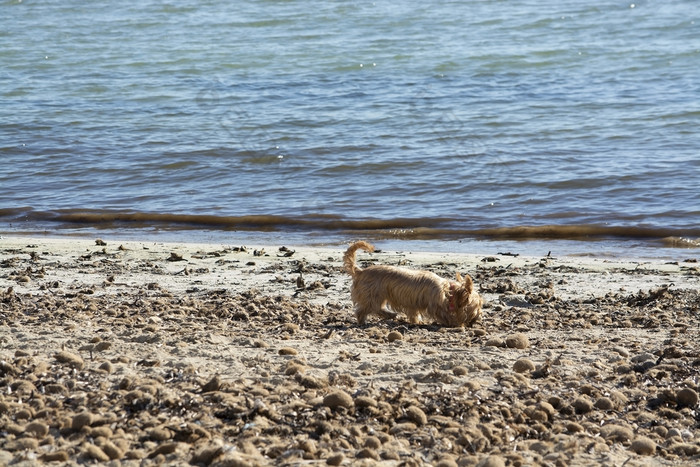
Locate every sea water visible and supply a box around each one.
[1,0,699,257]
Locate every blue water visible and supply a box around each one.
[1,0,699,256]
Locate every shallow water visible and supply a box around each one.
[1,0,699,256]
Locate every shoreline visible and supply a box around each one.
[3,227,699,263]
[1,235,699,466]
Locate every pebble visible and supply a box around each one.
[83,444,110,462]
[513,358,535,373]
[629,437,656,455]
[405,405,428,426]
[594,397,615,411]
[476,455,506,467]
[676,388,698,407]
[326,452,344,465]
[24,421,49,438]
[40,451,70,462]
[54,351,84,370]
[600,424,634,442]
[100,440,124,460]
[192,444,223,465]
[452,365,468,376]
[572,396,593,414]
[279,347,298,356]
[565,422,584,433]
[387,331,403,342]
[364,436,382,449]
[356,447,379,460]
[149,426,173,441]
[149,442,180,458]
[323,390,354,410]
[72,412,95,431]
[98,361,114,373]
[436,457,459,467]
[484,337,505,347]
[355,396,378,408]
[201,375,222,392]
[505,333,529,349]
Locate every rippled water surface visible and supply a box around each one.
[1,0,699,255]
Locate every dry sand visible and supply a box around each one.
[1,235,699,466]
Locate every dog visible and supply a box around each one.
[343,241,482,327]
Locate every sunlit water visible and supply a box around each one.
[2,0,699,257]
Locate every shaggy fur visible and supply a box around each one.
[343,241,483,327]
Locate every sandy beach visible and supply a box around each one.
[1,235,698,466]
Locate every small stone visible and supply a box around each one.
[572,396,593,414]
[6,438,38,451]
[405,406,427,426]
[54,351,84,370]
[565,422,584,433]
[15,408,33,420]
[452,365,468,376]
[91,426,113,438]
[594,397,615,411]
[356,448,379,460]
[364,436,382,449]
[279,347,298,356]
[436,457,459,467]
[98,361,114,373]
[601,424,634,443]
[513,358,536,373]
[326,452,344,465]
[505,333,529,349]
[100,440,124,460]
[285,363,305,376]
[201,375,222,392]
[191,444,223,465]
[630,437,656,455]
[24,421,49,438]
[95,341,112,351]
[72,412,95,431]
[40,451,70,463]
[323,390,354,410]
[387,331,403,342]
[355,396,378,408]
[84,444,110,462]
[149,426,173,441]
[484,337,505,347]
[476,455,506,467]
[676,388,698,407]
[148,442,180,458]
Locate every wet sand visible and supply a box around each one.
[1,236,699,466]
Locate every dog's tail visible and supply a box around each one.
[343,241,374,277]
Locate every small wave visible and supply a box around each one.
[661,237,700,248]
[3,209,699,249]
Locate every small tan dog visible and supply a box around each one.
[343,241,482,327]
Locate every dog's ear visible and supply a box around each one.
[456,272,463,282]
[462,273,473,294]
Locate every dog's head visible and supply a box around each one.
[448,272,483,327]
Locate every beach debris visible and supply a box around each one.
[279,246,295,257]
[167,252,185,261]
[95,238,107,246]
